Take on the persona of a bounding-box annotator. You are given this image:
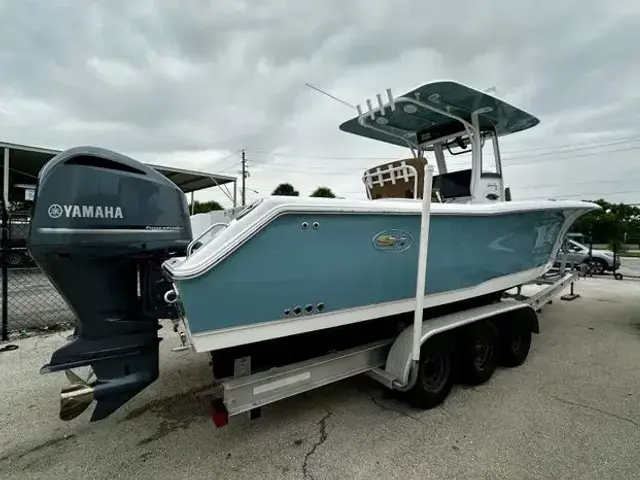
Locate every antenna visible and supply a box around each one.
[304,83,356,110]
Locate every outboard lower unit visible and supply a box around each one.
[27,146,192,421]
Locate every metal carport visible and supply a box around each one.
[0,141,238,212]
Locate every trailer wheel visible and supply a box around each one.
[6,252,25,267]
[458,320,499,385]
[498,320,532,367]
[586,258,607,275]
[406,337,454,409]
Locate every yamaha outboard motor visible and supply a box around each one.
[28,146,192,421]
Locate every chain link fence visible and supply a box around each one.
[1,213,76,342]
[612,239,640,280]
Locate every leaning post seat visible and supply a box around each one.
[362,157,442,201]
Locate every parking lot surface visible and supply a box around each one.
[1,277,639,480]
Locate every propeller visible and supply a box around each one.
[59,369,95,421]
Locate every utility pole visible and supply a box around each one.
[241,149,247,206]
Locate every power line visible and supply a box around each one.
[345,176,640,194]
[244,142,640,173]
[487,135,640,155]
[202,136,640,181]
[215,150,242,164]
[515,176,640,191]
[501,140,640,162]
[336,187,640,202]
[216,160,242,174]
[248,150,394,161]
[503,145,640,166]
[221,137,640,202]
[248,142,640,167]
[246,134,640,162]
[518,189,640,201]
[339,175,640,195]
[246,143,640,175]
[200,150,243,174]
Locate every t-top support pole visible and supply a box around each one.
[412,163,435,363]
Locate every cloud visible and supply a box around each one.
[1,0,639,205]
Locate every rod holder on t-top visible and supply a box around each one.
[356,88,396,124]
[376,93,384,113]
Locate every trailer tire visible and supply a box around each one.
[406,337,454,410]
[6,251,25,267]
[458,320,499,386]
[498,320,532,367]
[585,257,607,275]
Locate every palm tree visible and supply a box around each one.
[272,183,300,196]
[310,187,336,198]
[189,200,223,214]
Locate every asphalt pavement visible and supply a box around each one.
[0,277,639,479]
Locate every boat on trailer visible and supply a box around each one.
[27,80,599,425]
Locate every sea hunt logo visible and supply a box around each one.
[372,229,413,253]
[47,203,123,219]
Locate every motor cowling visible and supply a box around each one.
[28,146,192,422]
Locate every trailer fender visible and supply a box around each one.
[497,305,539,334]
[386,300,536,390]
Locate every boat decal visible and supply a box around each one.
[488,233,516,253]
[533,218,564,249]
[372,229,413,253]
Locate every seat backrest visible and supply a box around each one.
[363,158,431,199]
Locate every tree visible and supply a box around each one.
[571,198,640,250]
[189,200,223,214]
[272,183,300,196]
[310,187,336,198]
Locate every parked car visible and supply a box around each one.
[556,238,620,274]
[566,232,586,244]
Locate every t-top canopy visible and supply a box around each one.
[338,80,540,149]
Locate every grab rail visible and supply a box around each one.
[186,222,228,257]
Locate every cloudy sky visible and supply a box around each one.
[1,0,640,208]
